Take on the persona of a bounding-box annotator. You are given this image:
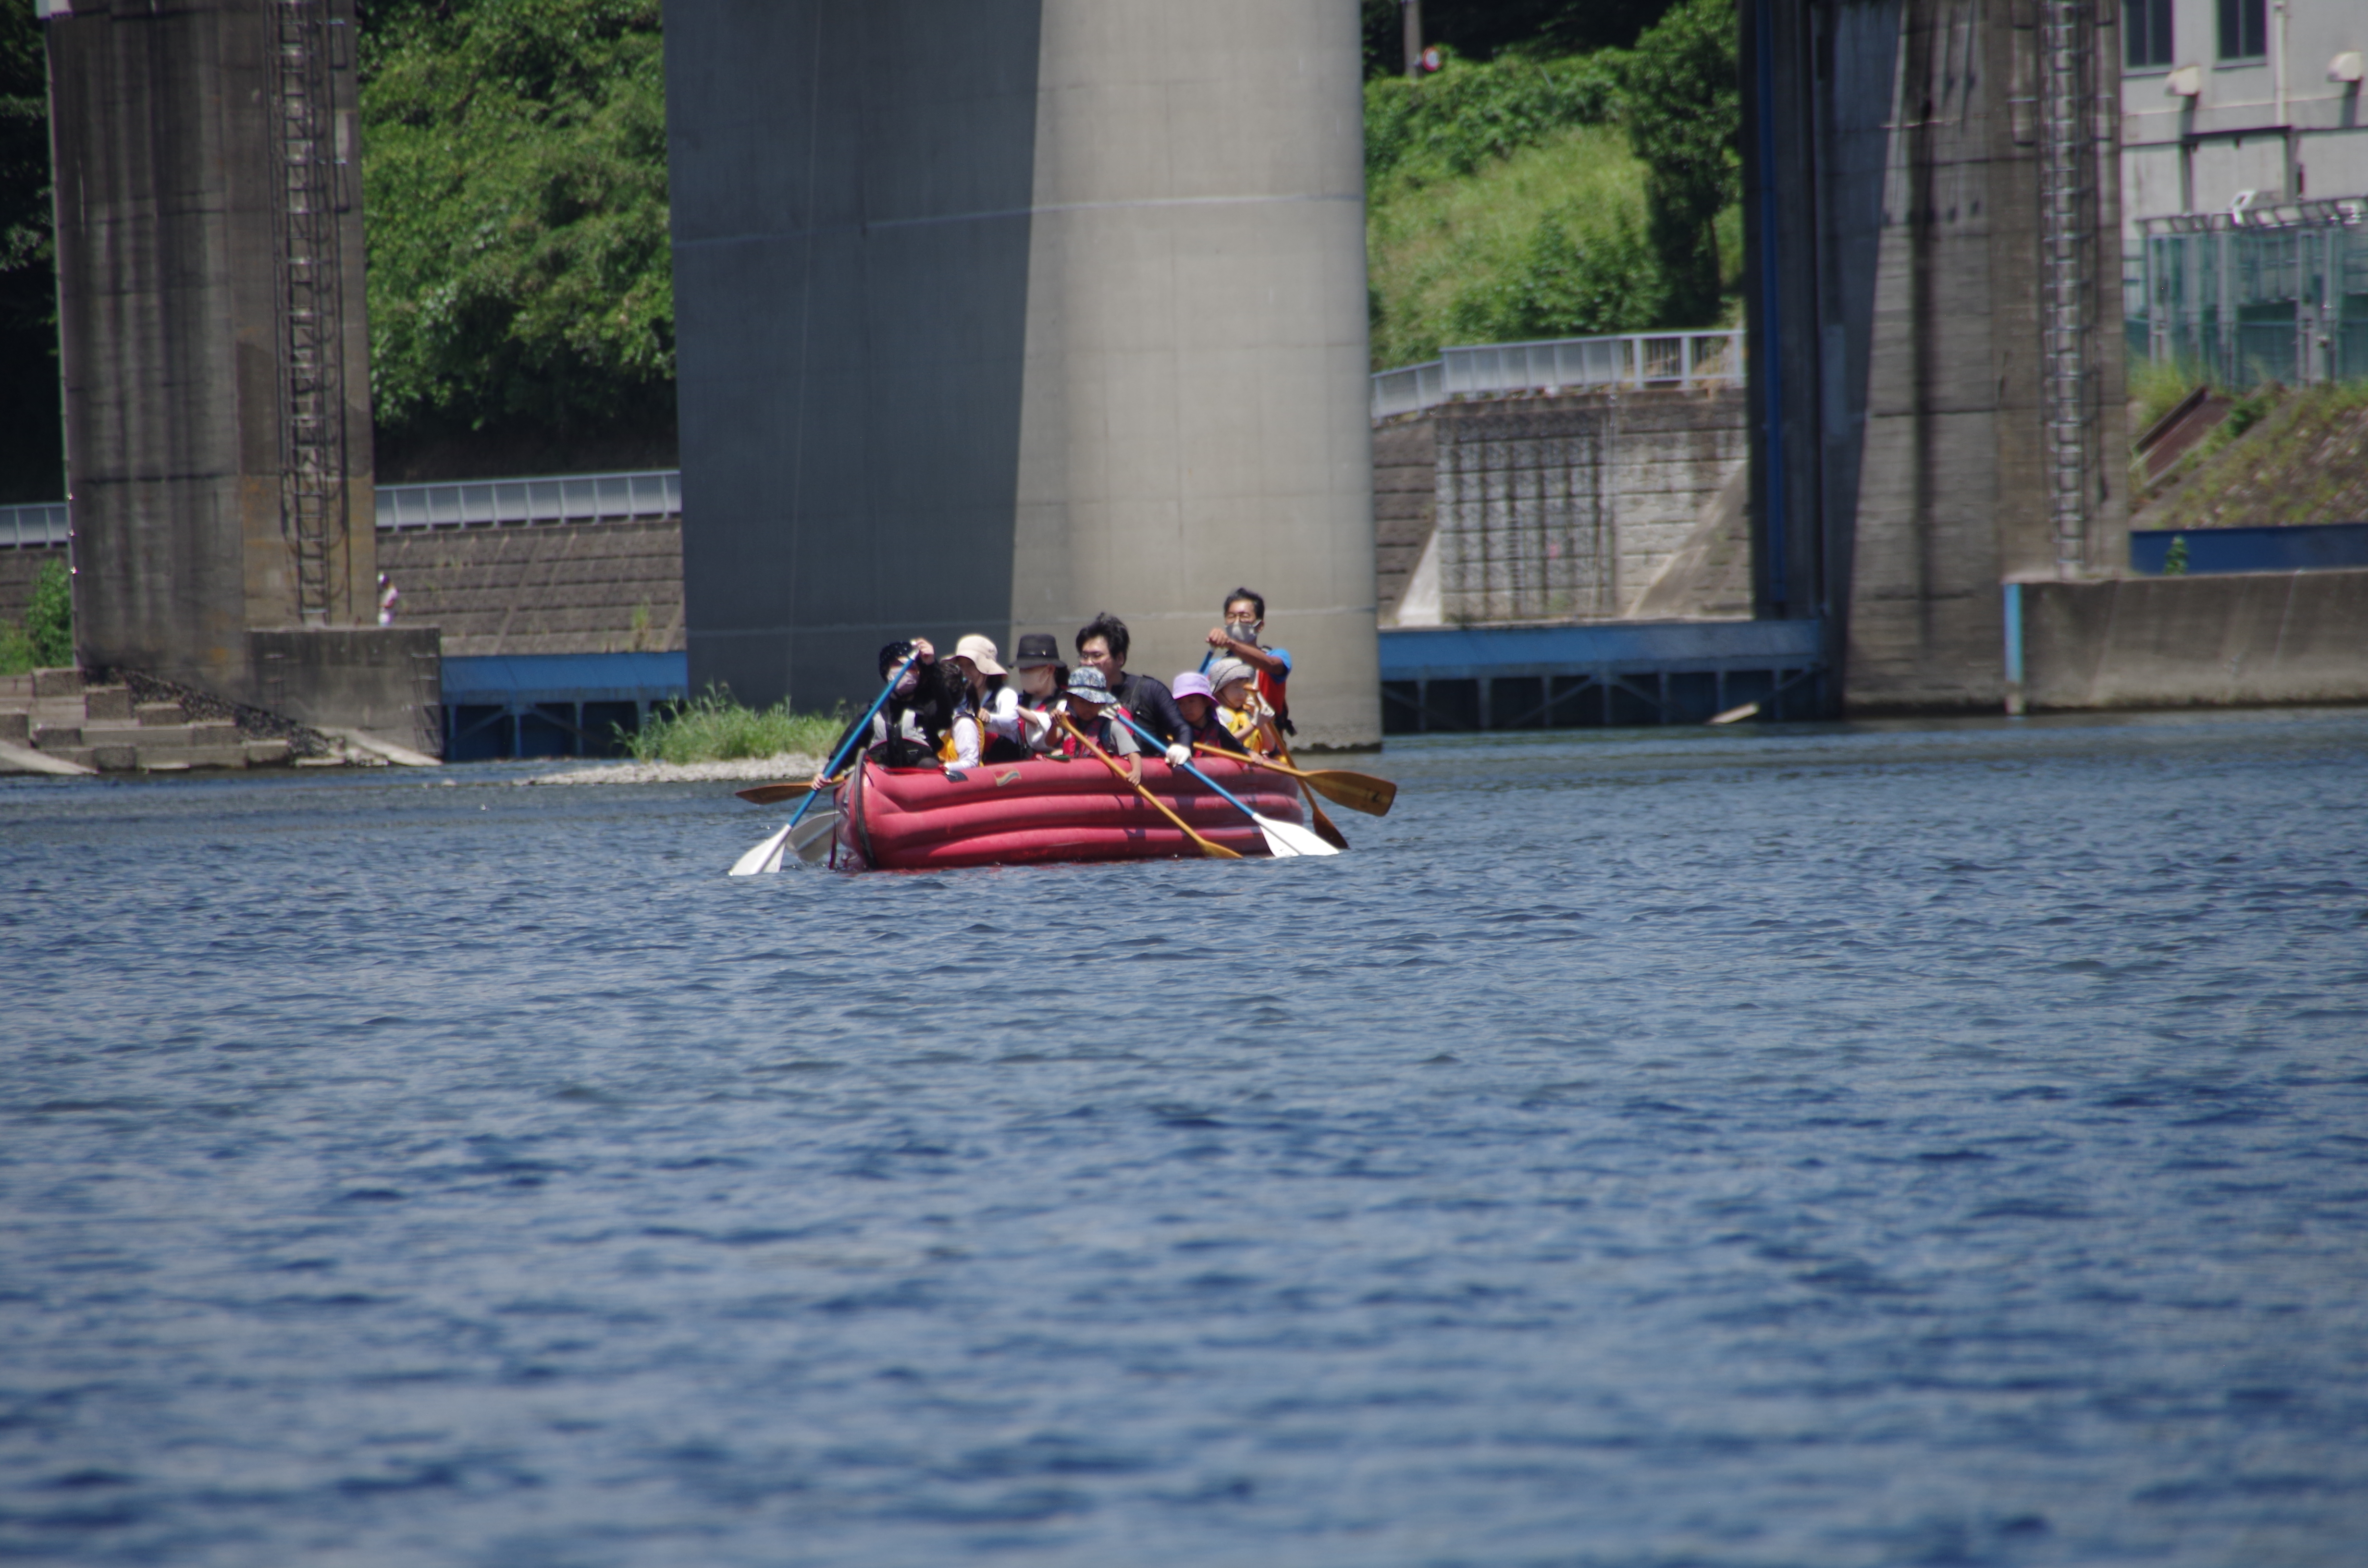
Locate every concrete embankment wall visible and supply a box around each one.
[2027,570,2368,710]
[1376,387,1750,626]
[6,518,681,662]
[375,519,684,657]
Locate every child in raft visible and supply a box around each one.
[1044,666,1142,784]
[1169,671,1248,759]
[1204,657,1281,756]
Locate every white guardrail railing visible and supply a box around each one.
[375,468,681,530]
[1372,328,1744,420]
[0,501,70,549]
[2,473,686,545]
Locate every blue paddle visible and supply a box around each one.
[729,652,919,876]
[1108,710,1336,858]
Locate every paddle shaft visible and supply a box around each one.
[1058,714,1240,860]
[1110,711,1270,825]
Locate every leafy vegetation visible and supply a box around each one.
[2127,355,2208,438]
[359,0,673,470]
[0,556,72,676]
[1364,50,1622,185]
[1618,0,1742,327]
[1369,124,1666,369]
[1364,5,1745,370]
[621,687,843,766]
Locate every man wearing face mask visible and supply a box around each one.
[1200,587,1293,736]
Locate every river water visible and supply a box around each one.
[5,708,2367,1567]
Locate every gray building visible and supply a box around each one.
[2121,0,2368,227]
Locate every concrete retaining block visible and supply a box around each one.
[2027,569,2368,709]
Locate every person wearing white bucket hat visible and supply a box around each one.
[948,634,1030,768]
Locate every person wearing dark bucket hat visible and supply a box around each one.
[1005,633,1068,748]
[1048,664,1142,782]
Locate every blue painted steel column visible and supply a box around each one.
[2002,582,2025,716]
[1754,0,1788,614]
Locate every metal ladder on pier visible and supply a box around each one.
[271,0,349,625]
[2036,0,2105,579]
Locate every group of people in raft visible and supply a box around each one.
[834,589,1293,786]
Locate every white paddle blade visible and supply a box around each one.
[728,823,795,877]
[1254,812,1339,858]
[790,809,839,864]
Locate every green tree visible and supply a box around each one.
[359,0,672,463]
[0,6,62,504]
[1619,0,1739,327]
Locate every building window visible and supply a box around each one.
[2217,0,2266,59]
[2126,0,2172,68]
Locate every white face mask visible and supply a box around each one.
[1018,665,1057,696]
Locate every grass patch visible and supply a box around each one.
[621,686,844,765]
[2128,355,2209,439]
[2141,378,2368,530]
[0,558,72,678]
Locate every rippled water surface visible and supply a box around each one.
[6,709,2368,1567]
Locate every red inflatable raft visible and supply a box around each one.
[830,753,1307,871]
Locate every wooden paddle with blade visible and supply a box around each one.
[1059,715,1242,860]
[729,653,914,876]
[1275,742,1350,851]
[1111,712,1335,858]
[1192,745,1395,817]
[736,775,839,806]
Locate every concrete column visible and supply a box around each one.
[1743,0,2128,714]
[668,0,1379,745]
[1009,0,1378,746]
[46,0,384,709]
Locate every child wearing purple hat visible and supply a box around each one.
[1170,671,1247,757]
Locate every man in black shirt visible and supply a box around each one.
[1073,612,1193,766]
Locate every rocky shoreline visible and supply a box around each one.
[517,752,825,787]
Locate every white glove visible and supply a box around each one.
[1164,743,1191,767]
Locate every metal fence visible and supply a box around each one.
[0,502,69,549]
[1371,329,1744,419]
[2126,203,2368,389]
[375,468,682,531]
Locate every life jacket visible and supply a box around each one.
[1218,697,1276,755]
[1257,665,1291,735]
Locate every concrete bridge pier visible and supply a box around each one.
[43,0,439,754]
[666,0,1380,746]
[1743,0,2132,714]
